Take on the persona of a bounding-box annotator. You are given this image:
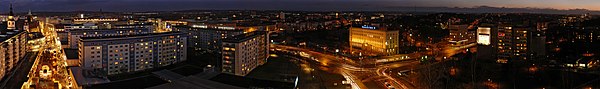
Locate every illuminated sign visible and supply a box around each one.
[477,27,491,45]
[217,27,236,30]
[478,27,490,35]
[361,25,377,29]
[478,35,490,45]
[498,32,505,37]
[191,25,208,28]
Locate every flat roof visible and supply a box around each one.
[350,25,398,32]
[174,25,245,31]
[222,31,267,43]
[148,75,244,89]
[68,28,150,32]
[86,75,167,89]
[69,67,111,86]
[28,32,45,39]
[64,48,79,59]
[0,24,27,42]
[80,31,184,41]
[209,74,295,89]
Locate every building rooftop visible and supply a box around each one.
[113,24,153,27]
[222,31,267,43]
[27,32,45,39]
[236,21,275,27]
[208,74,295,89]
[175,25,245,31]
[69,67,111,86]
[86,75,166,89]
[351,24,396,31]
[67,28,149,32]
[80,31,184,41]
[0,23,26,42]
[148,74,245,89]
[54,24,65,29]
[64,48,79,59]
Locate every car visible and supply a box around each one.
[384,81,395,89]
[384,81,392,87]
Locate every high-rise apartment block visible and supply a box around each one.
[477,23,543,63]
[0,5,28,80]
[78,32,187,75]
[221,31,269,76]
[175,26,244,52]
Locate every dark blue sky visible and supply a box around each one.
[1,0,599,12]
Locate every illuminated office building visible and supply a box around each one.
[221,31,269,76]
[73,18,119,24]
[349,26,399,55]
[448,24,476,47]
[477,24,497,60]
[477,26,495,46]
[188,22,276,33]
[62,23,99,30]
[78,32,187,75]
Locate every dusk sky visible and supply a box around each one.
[1,0,600,12]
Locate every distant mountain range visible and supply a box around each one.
[2,0,600,15]
[378,6,600,14]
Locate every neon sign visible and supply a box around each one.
[361,25,377,29]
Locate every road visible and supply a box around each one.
[21,20,77,89]
[273,45,420,89]
[272,40,474,89]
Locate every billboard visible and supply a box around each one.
[477,27,491,45]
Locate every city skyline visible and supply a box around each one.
[0,1,598,89]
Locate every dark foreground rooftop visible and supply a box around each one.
[209,74,296,89]
[86,76,168,89]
